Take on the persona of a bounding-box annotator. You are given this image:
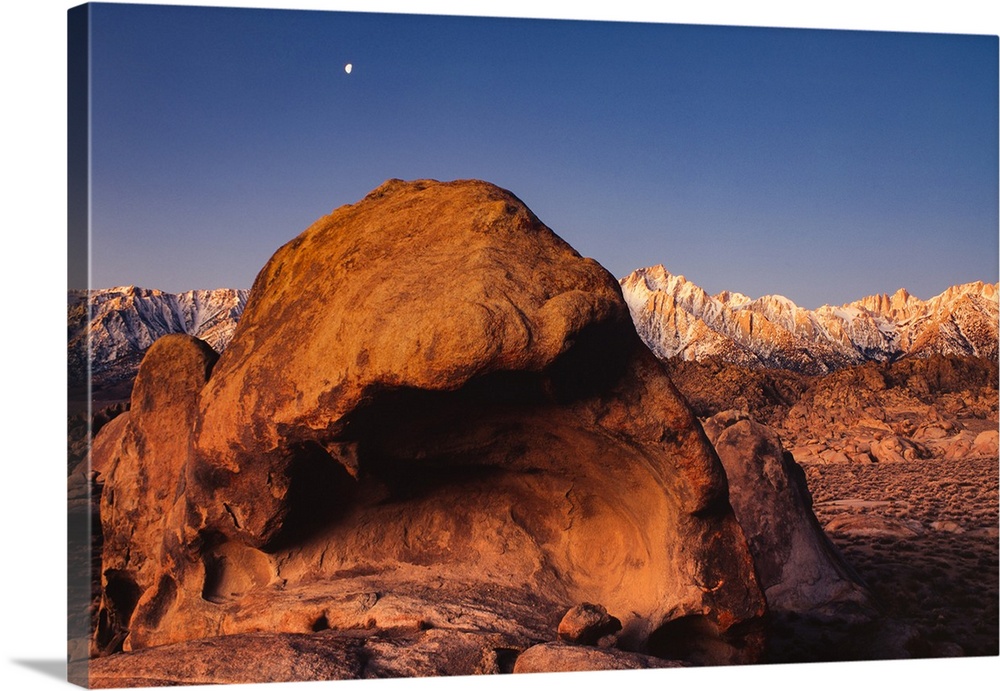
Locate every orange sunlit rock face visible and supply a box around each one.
[93,180,767,677]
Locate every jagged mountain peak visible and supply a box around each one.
[714,290,753,308]
[68,285,250,389]
[928,280,996,306]
[71,270,998,389]
[628,265,692,293]
[621,267,998,373]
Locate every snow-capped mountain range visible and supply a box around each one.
[69,270,999,389]
[68,286,249,387]
[620,265,999,373]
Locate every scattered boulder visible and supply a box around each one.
[972,429,998,457]
[913,422,952,441]
[869,435,925,463]
[850,451,876,464]
[824,515,924,538]
[702,411,875,622]
[556,603,622,646]
[940,431,978,461]
[93,179,766,677]
[929,520,965,534]
[819,449,853,464]
[667,354,997,467]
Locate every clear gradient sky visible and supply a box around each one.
[0,4,993,691]
[85,1,998,309]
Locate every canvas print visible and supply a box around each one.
[67,2,999,688]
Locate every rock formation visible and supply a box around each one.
[90,179,769,682]
[666,354,998,467]
[702,411,875,619]
[94,334,219,653]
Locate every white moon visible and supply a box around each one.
[344,63,352,74]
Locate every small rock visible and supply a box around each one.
[973,429,998,457]
[557,603,622,646]
[820,449,852,464]
[914,424,948,441]
[824,515,923,538]
[929,520,965,534]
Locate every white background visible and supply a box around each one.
[1,1,997,689]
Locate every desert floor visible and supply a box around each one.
[804,454,999,658]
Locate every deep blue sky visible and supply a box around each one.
[87,2,998,308]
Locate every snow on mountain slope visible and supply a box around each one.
[68,286,249,387]
[175,288,248,354]
[620,265,998,373]
[70,271,997,388]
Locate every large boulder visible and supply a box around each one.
[192,177,637,546]
[702,411,875,620]
[93,179,766,679]
[702,411,880,662]
[95,334,219,653]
